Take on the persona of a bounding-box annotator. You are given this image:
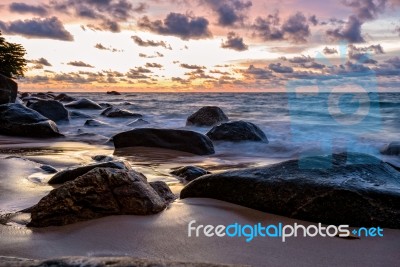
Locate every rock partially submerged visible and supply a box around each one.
[113,128,215,155]
[107,90,121,95]
[28,168,169,227]
[171,166,211,182]
[181,153,400,228]
[101,106,142,118]
[0,103,62,138]
[186,106,229,126]
[0,74,17,104]
[28,100,69,122]
[48,161,131,184]
[84,119,110,127]
[381,142,400,156]
[206,121,268,143]
[127,118,150,127]
[65,98,102,109]
[55,93,75,102]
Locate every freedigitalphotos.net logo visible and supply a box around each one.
[187,220,384,242]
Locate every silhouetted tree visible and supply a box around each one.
[0,31,27,78]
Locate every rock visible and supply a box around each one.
[181,153,400,228]
[99,102,112,108]
[20,92,30,98]
[84,119,109,127]
[31,92,54,100]
[149,181,177,203]
[127,118,150,127]
[0,74,18,104]
[48,161,131,184]
[171,166,211,182]
[101,106,142,118]
[0,256,238,267]
[381,142,400,156]
[113,128,215,155]
[92,155,114,162]
[69,110,92,119]
[0,103,63,138]
[55,93,75,102]
[28,100,69,122]
[40,165,58,174]
[206,121,268,143]
[65,98,102,109]
[186,106,229,126]
[107,90,121,95]
[28,168,167,227]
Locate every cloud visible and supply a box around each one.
[268,63,293,73]
[138,52,164,58]
[180,63,205,70]
[343,0,386,21]
[308,15,318,26]
[100,20,120,32]
[138,13,211,40]
[242,65,274,80]
[202,0,252,26]
[145,63,163,68]
[221,32,248,51]
[67,61,94,68]
[252,12,310,43]
[131,35,171,49]
[323,47,338,54]
[386,56,400,68]
[126,67,152,79]
[0,17,73,41]
[326,15,364,43]
[94,43,122,52]
[27,57,52,67]
[9,2,48,16]
[348,44,384,64]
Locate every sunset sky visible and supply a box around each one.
[0,0,399,92]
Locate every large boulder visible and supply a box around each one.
[65,98,102,109]
[101,106,142,118]
[381,142,400,156]
[113,128,215,155]
[150,181,177,203]
[0,74,17,104]
[48,161,131,184]
[186,106,229,126]
[206,121,268,143]
[55,93,75,102]
[28,168,168,227]
[0,103,62,138]
[28,100,69,121]
[171,166,211,182]
[181,153,400,228]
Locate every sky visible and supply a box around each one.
[0,0,399,92]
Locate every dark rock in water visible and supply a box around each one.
[20,92,30,98]
[113,128,215,155]
[28,168,167,227]
[107,90,121,95]
[65,98,102,109]
[73,132,109,144]
[28,100,69,122]
[123,101,132,105]
[69,110,92,119]
[0,103,63,138]
[31,92,54,100]
[84,119,109,127]
[0,74,17,104]
[101,106,142,118]
[40,165,58,174]
[206,121,268,143]
[55,93,75,102]
[48,161,131,184]
[181,153,400,228]
[92,155,114,162]
[381,142,400,156]
[149,181,177,203]
[127,118,149,127]
[171,166,211,182]
[186,106,229,126]
[0,256,236,267]
[99,102,112,108]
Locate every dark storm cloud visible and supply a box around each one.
[252,12,310,43]
[67,61,94,68]
[268,63,293,73]
[323,47,338,54]
[131,35,171,49]
[9,2,48,16]
[342,0,386,21]
[0,17,73,41]
[202,0,252,26]
[180,63,206,70]
[326,15,364,43]
[28,57,52,67]
[138,13,211,40]
[221,32,248,51]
